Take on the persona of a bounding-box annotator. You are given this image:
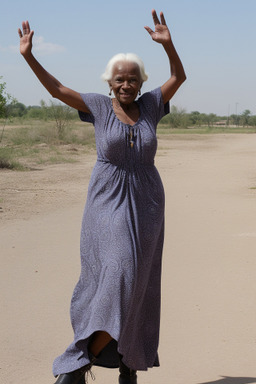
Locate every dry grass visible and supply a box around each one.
[0,119,95,170]
[1,118,256,171]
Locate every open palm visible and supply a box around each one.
[18,21,34,56]
[144,10,171,44]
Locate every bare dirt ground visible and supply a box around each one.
[1,134,256,384]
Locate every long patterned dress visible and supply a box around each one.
[52,87,169,376]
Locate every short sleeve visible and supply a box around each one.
[78,93,109,125]
[139,87,169,127]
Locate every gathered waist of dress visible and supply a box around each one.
[96,157,155,170]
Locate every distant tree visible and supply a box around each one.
[53,102,72,139]
[249,115,256,127]
[230,114,236,126]
[40,99,49,121]
[26,105,44,119]
[208,113,218,126]
[161,105,188,128]
[0,77,9,118]
[199,113,208,126]
[241,109,251,127]
[6,102,27,117]
[189,111,201,126]
[0,77,17,142]
[199,113,217,127]
[170,105,188,128]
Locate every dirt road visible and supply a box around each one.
[1,134,256,384]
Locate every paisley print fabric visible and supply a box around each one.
[52,87,169,376]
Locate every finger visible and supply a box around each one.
[26,20,31,33]
[29,30,34,43]
[18,28,23,38]
[144,26,154,35]
[22,21,28,34]
[160,11,167,25]
[22,20,30,34]
[152,9,160,25]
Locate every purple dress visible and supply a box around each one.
[52,87,169,376]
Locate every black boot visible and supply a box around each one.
[119,358,137,384]
[54,368,86,384]
[54,355,96,384]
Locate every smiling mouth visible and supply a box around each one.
[120,93,132,97]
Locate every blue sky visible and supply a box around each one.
[0,0,255,115]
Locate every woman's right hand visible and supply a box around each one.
[18,21,34,57]
[17,20,90,113]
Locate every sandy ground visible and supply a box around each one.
[1,133,256,384]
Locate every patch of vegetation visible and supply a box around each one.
[0,147,25,170]
[1,105,256,172]
[0,119,96,170]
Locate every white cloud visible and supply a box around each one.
[0,36,66,56]
[33,36,66,56]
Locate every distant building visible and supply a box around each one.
[215,120,227,126]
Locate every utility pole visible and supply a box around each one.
[235,102,239,126]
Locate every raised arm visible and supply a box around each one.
[144,10,186,104]
[18,21,89,113]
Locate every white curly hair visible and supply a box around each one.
[101,53,148,83]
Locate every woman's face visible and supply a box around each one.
[109,61,142,105]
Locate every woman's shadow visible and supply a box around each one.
[199,376,256,384]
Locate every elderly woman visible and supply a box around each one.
[18,9,186,384]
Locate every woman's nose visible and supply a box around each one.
[122,81,130,89]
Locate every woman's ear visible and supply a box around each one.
[108,81,112,96]
[139,82,143,95]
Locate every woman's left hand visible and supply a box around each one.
[144,9,172,45]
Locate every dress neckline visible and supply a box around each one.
[109,98,142,127]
